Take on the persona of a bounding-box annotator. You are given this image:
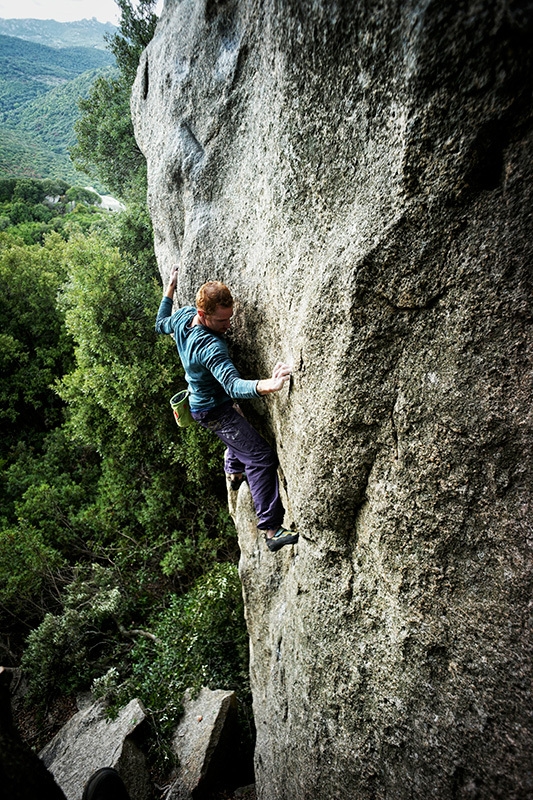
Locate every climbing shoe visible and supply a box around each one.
[265,527,299,552]
[227,473,247,491]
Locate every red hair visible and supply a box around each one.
[196,281,233,315]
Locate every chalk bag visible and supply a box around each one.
[170,390,194,428]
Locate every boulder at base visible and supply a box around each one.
[169,687,243,800]
[39,698,151,800]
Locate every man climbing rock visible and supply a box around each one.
[155,267,299,552]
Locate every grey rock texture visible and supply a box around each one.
[132,1,533,798]
[39,698,151,800]
[169,687,239,799]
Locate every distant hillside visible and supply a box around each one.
[4,67,117,155]
[0,126,84,183]
[0,17,116,49]
[0,34,115,116]
[0,26,116,185]
[0,35,115,109]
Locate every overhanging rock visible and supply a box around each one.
[132,1,533,798]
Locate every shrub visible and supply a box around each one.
[0,525,65,617]
[100,562,249,731]
[21,564,132,700]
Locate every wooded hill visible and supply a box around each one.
[0,25,116,184]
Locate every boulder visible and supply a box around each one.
[131,1,533,798]
[39,698,151,800]
[168,687,241,800]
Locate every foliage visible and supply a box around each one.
[0,525,66,618]
[0,177,107,244]
[0,178,17,201]
[13,178,44,204]
[41,178,71,197]
[7,436,98,548]
[95,562,249,731]
[65,186,100,205]
[72,0,158,196]
[0,194,107,623]
[72,75,144,197]
[105,0,159,84]
[21,564,132,698]
[56,229,232,578]
[0,183,115,604]
[58,232,167,445]
[21,561,250,778]
[0,231,73,452]
[0,197,243,726]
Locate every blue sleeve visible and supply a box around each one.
[154,296,175,334]
[202,340,260,401]
[155,299,194,336]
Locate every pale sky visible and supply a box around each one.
[0,0,163,25]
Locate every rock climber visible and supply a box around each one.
[155,267,299,552]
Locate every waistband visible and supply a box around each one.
[190,400,233,422]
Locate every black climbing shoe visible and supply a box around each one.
[265,527,299,552]
[227,473,246,491]
[82,768,131,800]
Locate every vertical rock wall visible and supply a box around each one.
[131,1,533,797]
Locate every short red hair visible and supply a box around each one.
[196,281,233,315]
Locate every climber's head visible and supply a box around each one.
[196,281,234,334]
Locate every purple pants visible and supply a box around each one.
[191,402,285,530]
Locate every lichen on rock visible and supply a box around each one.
[131,2,533,798]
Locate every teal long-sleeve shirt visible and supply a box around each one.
[155,297,260,411]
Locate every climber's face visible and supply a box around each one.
[198,304,233,334]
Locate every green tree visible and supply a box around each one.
[0,200,114,621]
[107,562,249,730]
[72,75,144,197]
[0,232,73,453]
[0,178,17,202]
[20,564,133,698]
[72,0,158,196]
[12,178,44,204]
[65,186,100,206]
[57,232,231,569]
[41,178,70,197]
[105,0,159,84]
[11,228,241,716]
[0,232,79,624]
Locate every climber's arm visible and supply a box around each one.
[164,265,179,299]
[155,266,186,335]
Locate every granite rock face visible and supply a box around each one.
[131,2,533,798]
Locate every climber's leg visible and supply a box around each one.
[192,403,285,530]
[224,447,245,476]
